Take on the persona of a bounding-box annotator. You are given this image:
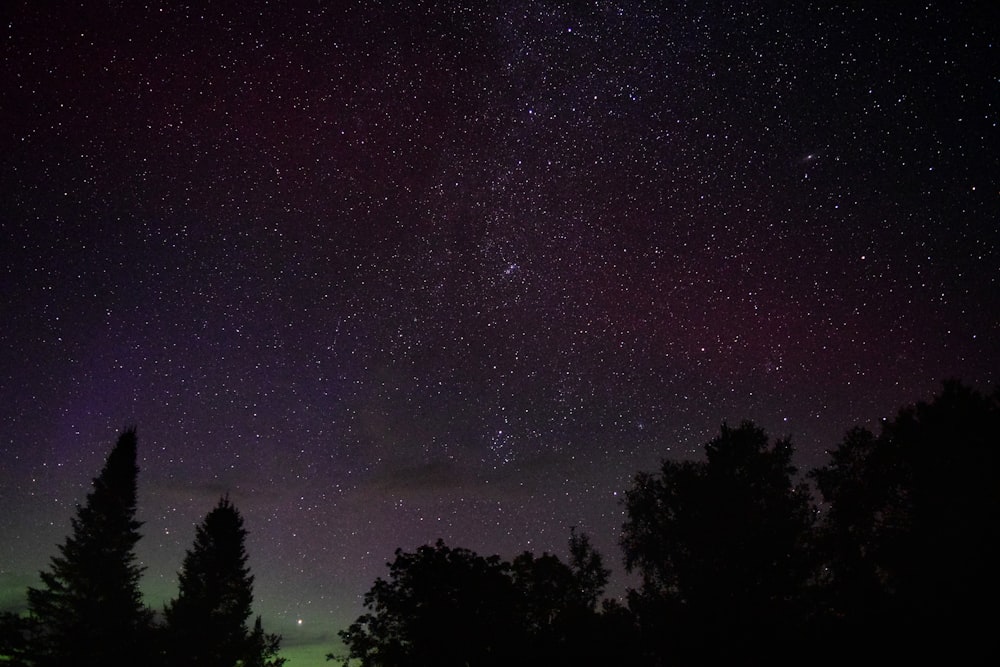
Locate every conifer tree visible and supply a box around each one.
[0,611,32,667]
[27,428,152,666]
[164,495,283,667]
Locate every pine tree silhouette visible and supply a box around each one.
[164,495,284,667]
[27,428,152,666]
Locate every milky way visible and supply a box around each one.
[1,2,997,664]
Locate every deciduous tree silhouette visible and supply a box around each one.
[336,534,622,667]
[810,381,1000,660]
[568,527,611,609]
[26,428,153,667]
[620,421,815,664]
[510,530,630,666]
[338,540,520,667]
[163,495,284,667]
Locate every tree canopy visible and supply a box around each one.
[620,421,816,663]
[335,533,624,667]
[334,383,997,665]
[810,381,1000,660]
[10,382,997,667]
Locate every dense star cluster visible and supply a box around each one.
[1,2,997,665]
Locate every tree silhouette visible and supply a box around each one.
[336,534,620,667]
[26,427,153,666]
[510,532,629,666]
[245,616,286,667]
[620,421,815,663]
[338,540,520,667]
[810,381,1000,659]
[163,495,284,667]
[567,527,611,609]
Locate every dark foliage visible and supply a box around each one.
[26,428,153,667]
[568,527,611,609]
[335,384,997,665]
[338,540,517,667]
[13,430,282,667]
[0,612,33,667]
[245,615,286,667]
[810,381,1000,660]
[163,495,284,667]
[335,534,630,667]
[620,421,816,664]
[14,383,997,667]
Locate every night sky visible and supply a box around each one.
[1,2,997,665]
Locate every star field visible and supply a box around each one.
[1,2,997,665]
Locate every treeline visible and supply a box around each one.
[2,381,996,666]
[331,381,999,666]
[0,429,284,667]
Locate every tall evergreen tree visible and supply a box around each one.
[26,427,152,666]
[164,495,283,667]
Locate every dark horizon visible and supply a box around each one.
[5,381,998,666]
